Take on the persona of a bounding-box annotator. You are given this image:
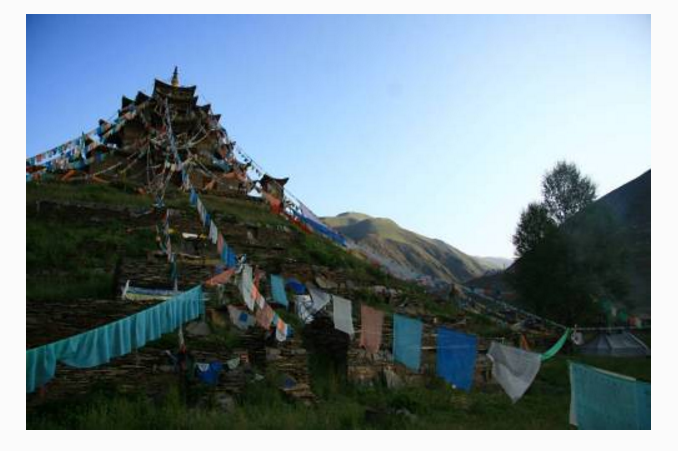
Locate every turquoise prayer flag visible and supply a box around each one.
[270,274,289,307]
[393,314,422,372]
[569,361,650,430]
[26,285,204,393]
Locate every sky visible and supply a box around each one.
[26,15,651,258]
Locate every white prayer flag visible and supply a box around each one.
[332,295,354,336]
[487,341,541,403]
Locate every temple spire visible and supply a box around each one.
[171,66,179,87]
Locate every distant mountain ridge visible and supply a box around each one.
[474,256,513,270]
[322,212,506,283]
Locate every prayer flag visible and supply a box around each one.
[205,268,235,287]
[308,287,332,311]
[393,314,423,372]
[487,342,541,403]
[569,362,650,429]
[436,327,477,392]
[239,265,256,311]
[256,304,275,329]
[270,274,289,307]
[359,304,383,354]
[332,296,354,336]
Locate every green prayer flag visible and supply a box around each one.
[541,328,571,361]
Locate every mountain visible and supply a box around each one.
[474,256,513,270]
[564,169,651,313]
[323,212,497,283]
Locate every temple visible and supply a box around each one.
[28,69,286,199]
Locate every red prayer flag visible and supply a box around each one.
[360,304,384,354]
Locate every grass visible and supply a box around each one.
[27,180,154,208]
[26,353,650,429]
[27,218,155,270]
[27,272,115,301]
[199,194,288,226]
[27,198,156,300]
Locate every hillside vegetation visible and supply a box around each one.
[323,212,500,283]
[469,170,650,317]
[26,181,650,430]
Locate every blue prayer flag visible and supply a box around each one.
[226,248,237,268]
[196,362,222,385]
[436,327,477,391]
[286,278,306,295]
[221,245,228,265]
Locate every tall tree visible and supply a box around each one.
[542,161,597,224]
[512,202,557,258]
[508,161,619,325]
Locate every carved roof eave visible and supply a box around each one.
[152,79,197,99]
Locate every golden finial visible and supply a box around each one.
[171,66,179,87]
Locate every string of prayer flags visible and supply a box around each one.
[487,342,541,403]
[359,304,384,354]
[393,314,423,372]
[436,327,477,392]
[27,105,141,174]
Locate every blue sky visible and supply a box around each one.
[27,15,650,258]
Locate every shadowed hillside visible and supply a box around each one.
[563,170,651,313]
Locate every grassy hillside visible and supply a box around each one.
[26,181,650,430]
[323,212,493,283]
